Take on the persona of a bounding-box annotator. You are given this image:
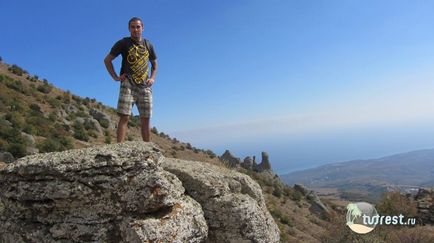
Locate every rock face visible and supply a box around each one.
[162,158,280,243]
[90,108,112,129]
[294,184,330,216]
[0,142,279,242]
[241,156,254,170]
[219,150,241,167]
[415,188,434,224]
[0,142,207,243]
[256,152,271,172]
[221,150,273,172]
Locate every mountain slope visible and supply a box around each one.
[282,148,434,201]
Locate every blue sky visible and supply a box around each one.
[2,0,434,173]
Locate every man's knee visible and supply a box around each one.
[118,115,130,125]
[140,117,150,127]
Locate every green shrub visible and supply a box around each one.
[37,138,61,153]
[273,186,283,198]
[376,191,417,218]
[5,112,25,129]
[72,95,81,104]
[7,142,27,157]
[280,215,293,226]
[128,116,139,127]
[22,124,36,135]
[73,121,89,142]
[29,104,42,113]
[5,79,24,93]
[48,97,62,108]
[38,84,52,94]
[8,64,27,76]
[205,149,216,158]
[83,119,96,131]
[48,112,58,122]
[73,128,89,141]
[75,111,88,118]
[290,190,303,202]
[62,92,71,104]
[9,99,24,112]
[105,135,112,144]
[88,130,98,138]
[99,119,109,129]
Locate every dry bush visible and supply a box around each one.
[376,191,418,218]
[384,226,434,243]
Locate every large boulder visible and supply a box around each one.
[162,158,280,243]
[0,142,207,243]
[89,109,112,129]
[0,141,279,242]
[294,184,330,216]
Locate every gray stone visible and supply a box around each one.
[241,156,253,170]
[415,188,434,224]
[294,184,329,216]
[65,104,79,113]
[0,152,14,163]
[55,108,68,119]
[25,147,39,155]
[0,142,207,242]
[88,117,103,134]
[75,117,86,124]
[21,132,35,146]
[219,150,241,167]
[162,158,280,243]
[258,151,272,171]
[90,109,112,128]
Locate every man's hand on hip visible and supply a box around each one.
[114,74,126,82]
[146,78,154,86]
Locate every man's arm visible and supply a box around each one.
[146,59,158,86]
[104,54,125,81]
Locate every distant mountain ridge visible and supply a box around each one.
[281,148,434,200]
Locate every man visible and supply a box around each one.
[104,17,158,142]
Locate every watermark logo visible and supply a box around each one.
[346,202,417,234]
[346,202,378,234]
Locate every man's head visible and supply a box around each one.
[128,17,144,40]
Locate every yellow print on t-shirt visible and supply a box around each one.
[127,44,149,84]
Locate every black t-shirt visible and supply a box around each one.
[110,37,157,85]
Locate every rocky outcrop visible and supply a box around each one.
[294,184,330,216]
[221,150,273,172]
[219,150,241,167]
[415,188,434,224]
[90,108,112,129]
[0,142,279,242]
[162,158,280,243]
[0,142,207,242]
[241,156,254,170]
[255,152,271,172]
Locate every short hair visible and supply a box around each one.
[128,17,143,27]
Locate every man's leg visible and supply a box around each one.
[140,117,150,142]
[117,114,130,142]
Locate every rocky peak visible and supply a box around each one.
[257,151,272,171]
[220,150,274,173]
[219,149,241,167]
[0,142,279,242]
